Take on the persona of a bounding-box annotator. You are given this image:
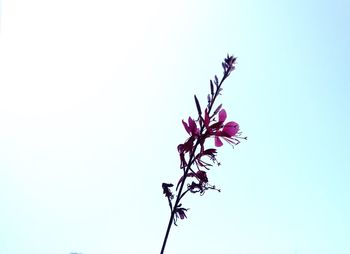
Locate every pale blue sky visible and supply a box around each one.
[0,0,349,253]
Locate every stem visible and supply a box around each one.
[160,208,175,254]
[208,73,228,114]
[160,144,199,254]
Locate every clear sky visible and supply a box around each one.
[0,0,349,253]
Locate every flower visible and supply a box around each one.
[182,117,199,137]
[175,207,188,220]
[194,148,218,169]
[174,205,189,225]
[175,170,210,196]
[177,136,195,169]
[187,181,204,194]
[204,108,239,147]
[214,120,239,147]
[195,170,208,183]
[189,170,208,194]
[162,183,174,199]
[178,117,200,169]
[222,54,237,76]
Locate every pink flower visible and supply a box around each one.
[205,108,239,147]
[182,117,199,136]
[214,120,239,147]
[194,148,218,169]
[178,117,200,169]
[177,136,196,169]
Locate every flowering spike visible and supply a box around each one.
[161,55,245,253]
[222,55,237,77]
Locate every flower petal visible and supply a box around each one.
[196,170,208,183]
[182,120,190,134]
[188,117,198,135]
[215,136,223,147]
[204,109,210,127]
[218,109,227,122]
[202,148,217,156]
[222,121,239,136]
[177,208,187,219]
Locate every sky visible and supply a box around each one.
[0,0,349,253]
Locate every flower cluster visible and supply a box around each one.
[161,55,246,227]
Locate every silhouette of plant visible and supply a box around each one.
[160,55,246,253]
